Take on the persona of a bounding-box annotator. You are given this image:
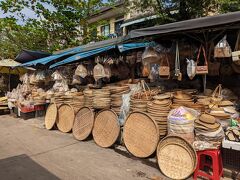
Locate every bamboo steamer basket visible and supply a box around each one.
[123,111,159,158]
[56,104,75,133]
[45,103,58,130]
[157,136,197,180]
[92,109,120,148]
[72,107,94,141]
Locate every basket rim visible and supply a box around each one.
[123,111,160,158]
[73,106,94,140]
[45,103,58,130]
[156,135,197,179]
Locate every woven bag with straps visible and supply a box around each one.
[196,45,208,74]
[211,84,223,104]
[174,41,182,81]
[159,54,170,79]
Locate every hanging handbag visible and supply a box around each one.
[214,35,232,58]
[196,45,208,74]
[232,31,240,63]
[159,54,170,79]
[174,41,182,81]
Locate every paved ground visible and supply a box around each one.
[0,115,166,180]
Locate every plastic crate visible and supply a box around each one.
[221,147,240,171]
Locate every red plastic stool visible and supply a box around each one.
[194,149,223,180]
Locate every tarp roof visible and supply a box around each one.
[15,49,51,63]
[129,11,240,39]
[21,37,123,67]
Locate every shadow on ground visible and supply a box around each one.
[0,154,60,180]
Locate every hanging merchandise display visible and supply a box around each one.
[142,46,160,64]
[159,54,170,79]
[75,64,88,78]
[214,35,232,58]
[174,41,182,81]
[196,45,208,74]
[232,31,240,63]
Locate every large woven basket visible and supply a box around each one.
[72,107,94,140]
[92,109,120,148]
[45,103,58,130]
[56,104,75,133]
[157,136,197,180]
[123,111,159,158]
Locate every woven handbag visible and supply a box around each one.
[211,84,223,104]
[159,54,170,78]
[214,35,232,58]
[232,31,240,63]
[196,45,208,74]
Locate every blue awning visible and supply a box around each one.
[118,42,151,52]
[50,45,115,68]
[20,46,82,67]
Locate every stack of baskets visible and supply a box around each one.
[51,92,70,106]
[109,85,130,115]
[70,92,85,112]
[171,91,205,112]
[130,81,158,112]
[147,93,171,139]
[93,88,111,109]
[83,89,94,108]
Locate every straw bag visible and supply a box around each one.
[174,42,182,81]
[211,84,223,104]
[214,35,232,58]
[232,31,240,63]
[142,62,150,77]
[75,64,88,78]
[159,54,170,78]
[196,45,208,74]
[93,62,105,81]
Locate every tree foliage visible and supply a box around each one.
[127,0,240,23]
[0,0,116,58]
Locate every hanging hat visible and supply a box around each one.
[75,64,88,78]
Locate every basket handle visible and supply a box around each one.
[196,45,208,66]
[212,84,222,98]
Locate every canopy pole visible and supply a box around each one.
[203,74,206,94]
[8,69,11,91]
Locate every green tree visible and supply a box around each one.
[127,0,240,23]
[0,0,117,52]
[0,18,48,59]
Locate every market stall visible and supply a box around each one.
[7,11,240,179]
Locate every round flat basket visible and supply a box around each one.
[123,112,159,158]
[56,104,75,133]
[72,107,94,140]
[45,103,58,130]
[92,109,120,148]
[157,136,197,180]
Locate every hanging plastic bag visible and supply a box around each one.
[186,58,196,80]
[142,46,160,64]
[75,64,88,78]
[214,35,232,58]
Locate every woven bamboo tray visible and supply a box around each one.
[123,111,159,158]
[92,109,120,148]
[45,103,58,130]
[72,107,94,141]
[157,136,197,180]
[56,104,75,133]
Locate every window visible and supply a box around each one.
[101,24,110,37]
[115,20,123,36]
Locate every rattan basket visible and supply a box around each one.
[45,103,58,130]
[156,136,197,180]
[123,111,159,158]
[92,109,120,148]
[56,104,75,133]
[72,107,94,140]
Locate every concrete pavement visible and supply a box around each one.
[0,115,164,180]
